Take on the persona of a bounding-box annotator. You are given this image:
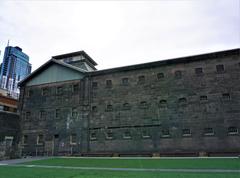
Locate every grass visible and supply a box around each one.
[0,166,239,178]
[22,157,240,170]
[0,157,239,178]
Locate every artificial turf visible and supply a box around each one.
[22,157,240,170]
[0,166,239,178]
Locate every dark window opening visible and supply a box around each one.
[92,82,98,89]
[92,106,97,112]
[90,132,97,140]
[159,100,167,108]
[216,64,224,73]
[195,67,203,75]
[157,73,164,79]
[228,127,238,135]
[42,88,48,96]
[140,101,148,109]
[56,86,63,95]
[106,132,113,139]
[37,135,44,145]
[70,134,77,144]
[123,131,131,139]
[175,71,182,79]
[106,80,112,88]
[178,97,187,104]
[161,129,170,137]
[123,103,131,110]
[72,107,78,117]
[72,84,79,92]
[106,104,113,111]
[182,129,191,137]
[122,78,129,86]
[138,75,145,84]
[56,109,60,118]
[204,128,214,136]
[222,93,230,100]
[200,95,207,101]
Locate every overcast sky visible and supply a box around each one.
[0,0,239,71]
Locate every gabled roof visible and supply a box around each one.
[18,59,88,87]
[52,50,98,66]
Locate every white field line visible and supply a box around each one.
[59,156,240,160]
[8,164,240,173]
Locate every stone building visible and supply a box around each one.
[18,49,240,156]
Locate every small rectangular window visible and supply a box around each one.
[70,134,77,144]
[175,71,182,79]
[159,100,167,108]
[56,86,63,95]
[222,93,230,100]
[106,104,113,112]
[56,109,60,118]
[37,135,44,145]
[39,111,46,119]
[161,129,170,138]
[25,111,31,120]
[122,78,129,86]
[106,132,113,140]
[182,129,191,137]
[228,127,238,135]
[72,84,79,92]
[90,132,97,140]
[123,131,131,139]
[142,130,151,138]
[138,75,145,84]
[200,95,207,101]
[140,101,148,109]
[178,97,187,104]
[123,103,131,110]
[195,68,203,75]
[106,80,112,88]
[216,64,224,73]
[92,106,97,112]
[204,128,214,136]
[42,88,48,96]
[72,107,78,117]
[157,73,164,79]
[27,90,33,97]
[92,82,98,89]
[23,135,28,144]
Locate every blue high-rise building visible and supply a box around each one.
[0,46,31,98]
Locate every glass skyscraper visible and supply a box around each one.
[0,46,31,98]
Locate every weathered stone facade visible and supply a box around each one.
[19,49,240,156]
[0,111,20,159]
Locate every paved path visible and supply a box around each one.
[5,164,240,173]
[0,157,50,165]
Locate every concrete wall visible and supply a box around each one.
[0,111,20,159]
[19,49,240,156]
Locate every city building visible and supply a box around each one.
[0,87,18,112]
[0,46,31,98]
[18,49,240,157]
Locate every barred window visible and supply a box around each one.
[200,95,207,101]
[123,131,131,139]
[182,129,191,137]
[204,128,214,136]
[106,132,113,139]
[142,130,151,138]
[39,111,46,119]
[228,127,238,135]
[161,129,170,138]
[222,93,230,100]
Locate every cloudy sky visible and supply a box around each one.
[0,0,239,71]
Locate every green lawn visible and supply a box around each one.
[0,166,239,178]
[22,157,240,170]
